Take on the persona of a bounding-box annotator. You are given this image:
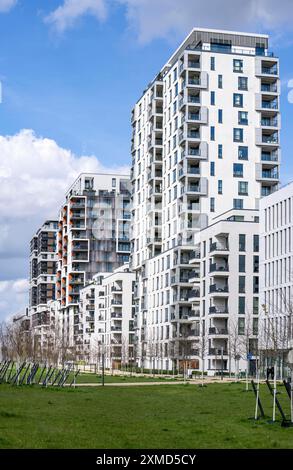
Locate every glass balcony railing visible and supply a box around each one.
[261,66,278,75]
[261,118,278,127]
[261,170,279,179]
[261,152,278,162]
[262,134,279,144]
[261,83,278,93]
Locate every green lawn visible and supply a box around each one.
[0,382,292,449]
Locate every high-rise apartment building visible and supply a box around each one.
[56,173,131,351]
[130,28,280,372]
[29,220,58,317]
[260,182,293,377]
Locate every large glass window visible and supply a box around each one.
[233,163,243,177]
[233,128,244,142]
[233,93,243,107]
[239,234,246,251]
[238,181,248,195]
[238,297,245,314]
[239,255,246,272]
[238,146,248,160]
[233,59,243,73]
[238,76,248,90]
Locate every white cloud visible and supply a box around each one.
[45,0,293,41]
[0,129,129,320]
[119,0,293,43]
[45,0,107,33]
[0,0,17,13]
[0,279,29,322]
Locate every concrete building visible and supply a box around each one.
[260,182,293,376]
[85,264,135,369]
[130,28,280,372]
[56,173,131,353]
[190,209,260,376]
[29,220,58,318]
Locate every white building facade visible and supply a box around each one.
[260,182,293,376]
[85,265,135,369]
[130,28,280,372]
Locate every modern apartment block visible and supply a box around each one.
[190,209,260,376]
[130,28,280,372]
[56,173,131,352]
[89,264,136,370]
[29,220,58,318]
[260,182,293,375]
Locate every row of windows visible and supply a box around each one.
[210,126,246,143]
[264,256,293,287]
[264,198,293,232]
[264,227,292,259]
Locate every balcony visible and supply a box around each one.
[255,130,279,148]
[209,306,229,315]
[209,327,229,335]
[261,66,278,76]
[261,83,278,93]
[209,284,229,294]
[209,263,229,273]
[178,166,200,179]
[188,289,200,301]
[261,118,278,128]
[208,348,228,356]
[210,242,229,253]
[183,107,208,125]
[261,151,279,163]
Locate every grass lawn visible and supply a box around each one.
[0,382,292,449]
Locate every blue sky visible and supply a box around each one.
[0,0,292,320]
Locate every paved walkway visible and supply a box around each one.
[68,378,241,387]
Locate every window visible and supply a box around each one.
[211,56,215,70]
[112,178,116,188]
[238,76,248,90]
[211,91,215,105]
[239,255,246,272]
[233,128,243,142]
[174,82,178,96]
[239,276,246,293]
[238,111,248,125]
[238,181,248,195]
[238,318,245,335]
[234,199,243,209]
[238,146,248,160]
[253,255,259,273]
[253,235,259,252]
[233,59,243,73]
[233,93,243,107]
[210,127,215,141]
[253,276,259,294]
[210,197,215,212]
[238,297,245,315]
[253,318,258,336]
[218,74,223,88]
[218,109,223,123]
[173,68,177,82]
[233,163,243,177]
[218,144,223,159]
[218,180,223,194]
[253,297,259,315]
[210,162,215,176]
[239,234,246,252]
